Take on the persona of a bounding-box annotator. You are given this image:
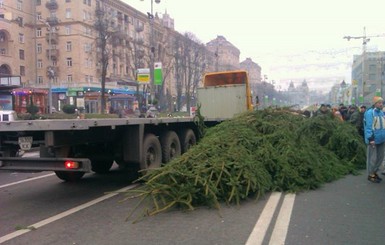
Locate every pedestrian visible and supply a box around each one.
[345,105,357,121]
[356,105,366,138]
[348,105,359,124]
[364,96,385,183]
[314,104,332,117]
[339,104,348,121]
[331,106,344,121]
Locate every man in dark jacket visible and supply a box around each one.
[356,105,366,138]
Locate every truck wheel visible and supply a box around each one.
[180,129,196,153]
[141,133,162,170]
[54,171,85,182]
[91,160,113,174]
[54,146,85,181]
[161,131,181,163]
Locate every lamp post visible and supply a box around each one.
[45,21,53,114]
[141,0,160,106]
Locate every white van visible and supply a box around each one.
[0,110,18,121]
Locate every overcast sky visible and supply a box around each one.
[124,0,385,91]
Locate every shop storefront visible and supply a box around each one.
[12,88,47,113]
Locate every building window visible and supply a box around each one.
[20,66,25,76]
[369,64,377,71]
[17,1,22,11]
[87,58,93,67]
[83,26,92,36]
[83,0,91,6]
[37,59,42,68]
[65,8,71,19]
[66,58,72,67]
[36,0,41,6]
[0,1,3,9]
[65,25,71,35]
[66,0,71,2]
[18,33,24,43]
[19,49,24,60]
[67,75,73,83]
[66,41,72,51]
[84,43,91,53]
[36,28,42,37]
[36,12,42,21]
[36,43,42,54]
[369,74,376,80]
[37,76,43,84]
[16,17,23,27]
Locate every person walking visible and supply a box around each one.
[356,105,366,138]
[364,96,385,183]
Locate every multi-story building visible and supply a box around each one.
[240,57,261,96]
[206,35,240,72]
[352,51,385,105]
[1,0,259,114]
[0,0,185,113]
[286,80,310,107]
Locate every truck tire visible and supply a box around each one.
[54,171,85,182]
[141,133,162,170]
[161,131,181,163]
[91,160,113,174]
[180,129,196,153]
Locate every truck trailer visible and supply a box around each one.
[0,70,253,181]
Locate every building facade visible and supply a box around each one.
[240,57,261,96]
[206,35,240,72]
[1,0,259,114]
[352,51,385,105]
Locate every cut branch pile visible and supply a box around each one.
[123,108,366,222]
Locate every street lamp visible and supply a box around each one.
[41,20,53,114]
[141,0,161,105]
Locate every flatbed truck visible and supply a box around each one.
[0,70,253,181]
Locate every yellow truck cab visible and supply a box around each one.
[197,70,253,119]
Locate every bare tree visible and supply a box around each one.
[93,1,120,114]
[173,32,207,113]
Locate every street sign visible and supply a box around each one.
[154,62,163,85]
[137,68,150,84]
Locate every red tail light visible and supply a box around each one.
[64,160,79,169]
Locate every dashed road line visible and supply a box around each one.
[0,173,55,189]
[0,184,138,244]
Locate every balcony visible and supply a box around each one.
[46,66,59,78]
[46,48,59,61]
[46,17,59,26]
[45,0,58,10]
[45,32,59,45]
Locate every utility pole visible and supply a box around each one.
[142,0,161,106]
[47,23,53,114]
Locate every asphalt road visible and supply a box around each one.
[1,168,384,245]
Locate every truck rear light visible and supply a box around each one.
[65,160,80,169]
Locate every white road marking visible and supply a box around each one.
[0,173,55,189]
[269,193,296,245]
[0,184,139,244]
[245,192,282,245]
